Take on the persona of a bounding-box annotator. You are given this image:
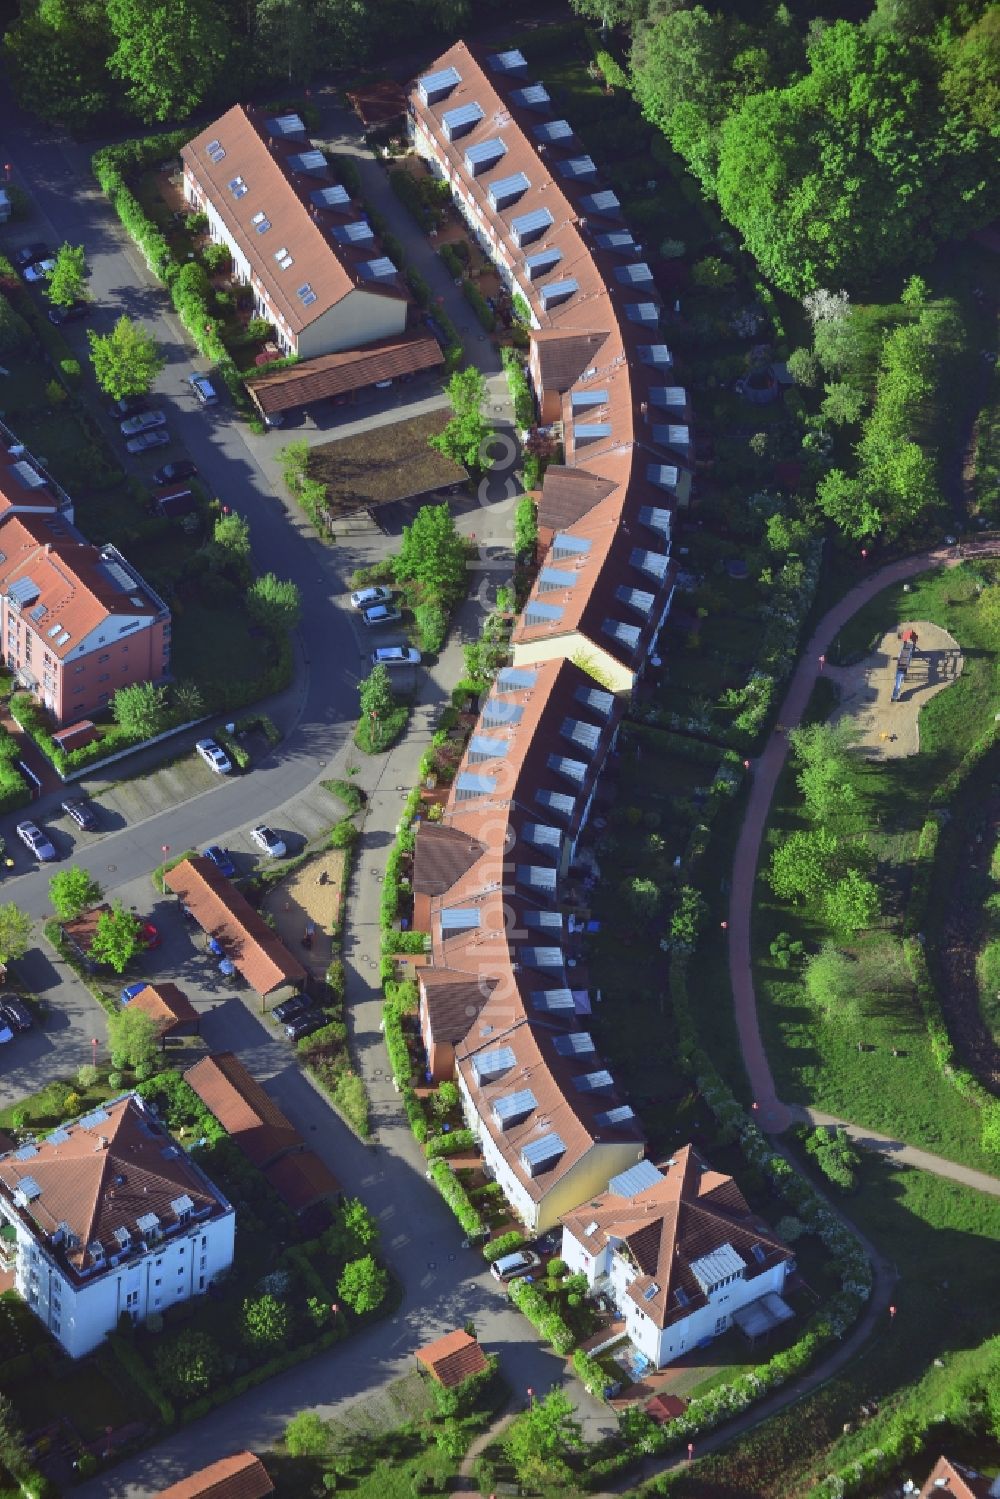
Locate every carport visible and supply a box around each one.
[245,330,443,424]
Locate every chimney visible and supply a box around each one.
[45,543,53,553]
[96,1136,109,1151]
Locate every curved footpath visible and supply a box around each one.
[728,537,1000,1172]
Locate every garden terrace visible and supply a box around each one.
[306,408,467,517]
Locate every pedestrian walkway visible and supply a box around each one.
[728,539,1000,1171]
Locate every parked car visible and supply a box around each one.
[202,844,236,878]
[0,1024,13,1046]
[22,258,55,283]
[362,603,402,627]
[195,738,232,775]
[154,460,197,485]
[372,646,421,667]
[47,301,88,326]
[16,820,57,861]
[350,585,392,610]
[272,993,311,1024]
[0,997,32,1032]
[141,921,161,950]
[121,410,166,438]
[120,981,147,1005]
[61,797,99,832]
[285,1011,326,1042]
[13,242,49,270]
[126,429,170,455]
[490,1250,541,1283]
[109,395,148,421]
[250,824,286,859]
[188,373,218,405]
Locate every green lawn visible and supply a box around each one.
[169,600,268,700]
[0,1068,121,1132]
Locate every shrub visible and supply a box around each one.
[414,602,449,654]
[428,1159,485,1237]
[482,1230,526,1263]
[508,1277,575,1355]
[330,819,357,849]
[462,279,495,331]
[424,1129,476,1159]
[202,242,231,273]
[154,1329,223,1398]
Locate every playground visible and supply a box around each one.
[828,620,963,759]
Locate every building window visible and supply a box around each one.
[97,674,110,683]
[715,1315,728,1335]
[51,1317,60,1334]
[74,665,84,673]
[200,1256,206,1270]
[98,654,110,663]
[126,1291,139,1309]
[155,1278,161,1287]
[198,1275,205,1291]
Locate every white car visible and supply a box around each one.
[16,819,57,862]
[372,646,421,667]
[350,585,393,610]
[188,373,218,405]
[195,737,232,775]
[490,1249,541,1283]
[362,603,402,627]
[250,824,286,859]
[126,429,170,454]
[121,410,167,437]
[23,258,56,282]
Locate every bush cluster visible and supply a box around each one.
[424,1129,476,1159]
[508,1277,575,1356]
[482,1230,526,1263]
[462,278,494,331]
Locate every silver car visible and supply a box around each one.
[351,585,393,610]
[126,429,170,454]
[16,819,57,861]
[250,824,286,859]
[121,410,167,438]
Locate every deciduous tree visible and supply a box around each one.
[428,367,494,474]
[107,1004,160,1070]
[106,0,229,121]
[112,682,169,740]
[242,1292,290,1348]
[91,903,146,976]
[88,317,165,400]
[247,573,301,633]
[825,869,881,934]
[0,902,32,964]
[504,1389,585,1490]
[337,1254,388,1314]
[396,502,467,606]
[49,867,104,922]
[284,1410,331,1459]
[46,243,87,309]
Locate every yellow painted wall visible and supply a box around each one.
[296,289,407,359]
[534,1143,645,1233]
[511,632,635,693]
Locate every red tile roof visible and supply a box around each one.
[918,1457,995,1498]
[127,983,199,1038]
[156,1451,274,1499]
[247,332,443,415]
[184,1053,302,1169]
[264,1149,340,1212]
[0,447,66,519]
[182,104,405,336]
[415,1329,489,1387]
[0,1094,227,1280]
[561,1147,793,1330]
[165,857,307,996]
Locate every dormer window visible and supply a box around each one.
[206,139,225,163]
[251,210,271,234]
[228,176,248,198]
[274,247,294,270]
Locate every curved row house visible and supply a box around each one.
[407,42,794,1363]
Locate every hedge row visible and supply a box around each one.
[178,1325,345,1425]
[92,134,250,412]
[571,1346,609,1397]
[903,816,940,936]
[501,346,535,429]
[481,1230,526,1263]
[905,938,1000,1154]
[424,1128,476,1159]
[462,278,495,332]
[427,1159,484,1237]
[108,1331,176,1426]
[508,1277,575,1356]
[626,721,738,768]
[930,722,1000,807]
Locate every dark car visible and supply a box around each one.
[109,395,149,421]
[202,844,236,878]
[61,797,99,832]
[47,301,88,326]
[12,242,49,270]
[0,997,32,1032]
[272,993,311,1024]
[154,460,197,486]
[285,1011,326,1042]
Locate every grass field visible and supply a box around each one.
[169,600,268,700]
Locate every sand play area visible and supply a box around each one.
[827,620,963,759]
[262,847,347,981]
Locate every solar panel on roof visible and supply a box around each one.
[332,220,374,244]
[521,1132,566,1173]
[520,945,563,968]
[561,718,600,752]
[547,754,586,782]
[639,505,672,535]
[14,1144,38,1161]
[535,787,575,818]
[531,988,575,1013]
[465,138,507,175]
[580,190,621,217]
[15,1176,41,1202]
[553,1031,595,1057]
[419,65,461,104]
[488,171,530,209]
[647,464,679,491]
[455,771,496,800]
[310,184,350,209]
[472,1045,515,1083]
[493,1088,537,1125]
[603,619,642,650]
[538,566,576,593]
[615,262,653,285]
[288,149,327,175]
[523,823,563,852]
[523,906,562,928]
[517,864,558,894]
[642,1282,659,1301]
[650,385,686,408]
[571,389,608,409]
[469,733,508,761]
[360,257,397,280]
[557,156,597,180]
[608,1160,662,1196]
[574,422,612,440]
[573,1069,614,1093]
[552,533,591,560]
[575,685,613,717]
[616,585,655,614]
[533,118,573,143]
[626,302,660,325]
[639,343,673,367]
[47,1128,69,1144]
[631,547,670,580]
[265,113,305,137]
[487,48,528,73]
[595,231,635,254]
[483,698,524,727]
[524,246,562,279]
[511,207,553,247]
[523,600,564,626]
[539,278,578,309]
[79,1108,109,1131]
[7,577,40,608]
[443,102,484,140]
[440,907,481,931]
[511,84,551,111]
[498,666,537,690]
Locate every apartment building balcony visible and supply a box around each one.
[1,417,74,516]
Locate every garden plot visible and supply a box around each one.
[829,621,963,760]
